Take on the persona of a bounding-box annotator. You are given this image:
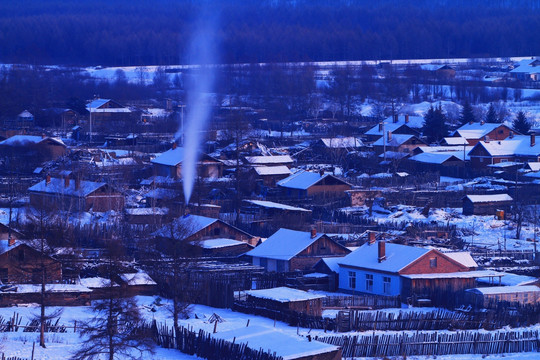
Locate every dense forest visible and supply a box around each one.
[0,0,539,66]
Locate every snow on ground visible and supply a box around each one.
[0,296,538,359]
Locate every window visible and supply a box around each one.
[365,274,373,292]
[383,277,391,294]
[430,257,437,268]
[348,271,356,289]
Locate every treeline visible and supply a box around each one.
[0,0,539,66]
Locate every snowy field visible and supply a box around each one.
[0,296,539,359]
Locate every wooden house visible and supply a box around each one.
[465,285,540,308]
[247,228,350,272]
[277,170,352,200]
[244,286,325,316]
[468,134,540,168]
[420,64,456,78]
[364,114,423,143]
[116,272,158,296]
[452,122,517,146]
[313,137,364,158]
[244,155,294,168]
[86,98,133,132]
[29,176,125,212]
[338,241,487,302]
[462,194,513,216]
[0,284,92,306]
[509,58,540,82]
[153,214,257,247]
[248,165,291,188]
[242,199,312,225]
[195,238,254,257]
[372,133,427,155]
[0,135,68,172]
[0,223,24,241]
[151,144,223,179]
[0,239,62,284]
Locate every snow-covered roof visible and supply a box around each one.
[245,286,325,303]
[86,99,131,112]
[320,257,344,273]
[401,270,503,280]
[7,284,92,293]
[320,137,363,148]
[0,239,22,256]
[477,272,538,287]
[244,199,311,212]
[443,137,469,146]
[442,252,478,268]
[339,241,430,273]
[18,110,33,118]
[79,277,119,288]
[213,325,339,360]
[409,152,463,164]
[252,165,291,176]
[28,178,107,198]
[247,228,325,261]
[277,170,348,190]
[365,115,424,136]
[373,134,417,147]
[487,161,524,168]
[473,135,540,157]
[119,272,157,286]
[0,135,65,147]
[453,122,507,140]
[153,214,219,239]
[151,147,185,166]
[196,238,248,249]
[468,285,540,295]
[125,207,169,216]
[510,59,540,74]
[378,151,410,160]
[465,194,513,203]
[245,155,293,165]
[526,162,540,171]
[86,98,110,109]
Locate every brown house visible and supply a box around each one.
[247,228,351,272]
[453,122,517,146]
[29,176,125,212]
[244,286,325,316]
[248,165,291,188]
[153,214,257,247]
[0,135,68,173]
[373,133,427,155]
[0,239,62,284]
[468,134,540,168]
[462,194,513,216]
[277,170,352,199]
[151,144,223,179]
[86,98,133,132]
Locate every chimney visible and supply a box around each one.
[393,114,398,123]
[368,232,376,244]
[509,131,514,139]
[46,175,51,185]
[480,120,485,126]
[319,169,325,177]
[405,114,409,124]
[310,228,317,239]
[41,133,46,139]
[484,135,490,143]
[378,122,383,132]
[387,131,392,142]
[8,236,15,247]
[378,241,386,263]
[531,132,536,147]
[172,142,177,150]
[64,174,70,187]
[75,177,80,190]
[469,120,473,125]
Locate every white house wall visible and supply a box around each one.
[339,266,401,296]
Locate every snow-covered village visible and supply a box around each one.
[1,1,540,360]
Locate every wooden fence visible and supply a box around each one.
[322,294,401,309]
[0,354,30,360]
[146,321,283,360]
[0,314,71,333]
[317,329,540,357]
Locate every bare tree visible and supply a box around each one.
[71,240,154,360]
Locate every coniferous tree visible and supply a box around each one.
[423,104,448,143]
[485,103,498,123]
[513,111,531,134]
[459,101,475,125]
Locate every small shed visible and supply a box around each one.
[244,286,325,316]
[462,194,513,216]
[465,285,540,308]
[195,238,253,257]
[117,272,158,296]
